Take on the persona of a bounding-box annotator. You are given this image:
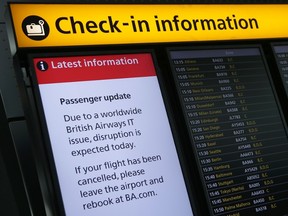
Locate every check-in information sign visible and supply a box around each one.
[32,53,193,215]
[9,4,288,48]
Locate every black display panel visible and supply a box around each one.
[272,43,288,97]
[168,46,288,216]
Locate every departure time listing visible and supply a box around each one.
[273,44,288,97]
[169,47,288,216]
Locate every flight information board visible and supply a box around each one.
[168,47,288,216]
[272,44,288,97]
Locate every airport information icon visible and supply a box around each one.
[22,15,49,40]
[26,20,45,36]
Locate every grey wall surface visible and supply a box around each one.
[0,1,26,215]
[1,1,34,215]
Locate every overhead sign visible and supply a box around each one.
[9,4,288,48]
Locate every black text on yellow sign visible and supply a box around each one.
[9,4,288,48]
[55,15,258,34]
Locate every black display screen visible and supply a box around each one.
[168,46,288,216]
[272,44,288,97]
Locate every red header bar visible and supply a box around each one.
[33,53,156,84]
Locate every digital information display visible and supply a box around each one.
[272,44,288,97]
[168,47,288,216]
[31,52,193,216]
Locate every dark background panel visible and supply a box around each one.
[0,95,30,216]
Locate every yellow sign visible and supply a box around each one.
[9,4,288,48]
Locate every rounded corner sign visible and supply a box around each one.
[9,4,288,48]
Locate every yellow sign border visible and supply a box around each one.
[9,4,288,48]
